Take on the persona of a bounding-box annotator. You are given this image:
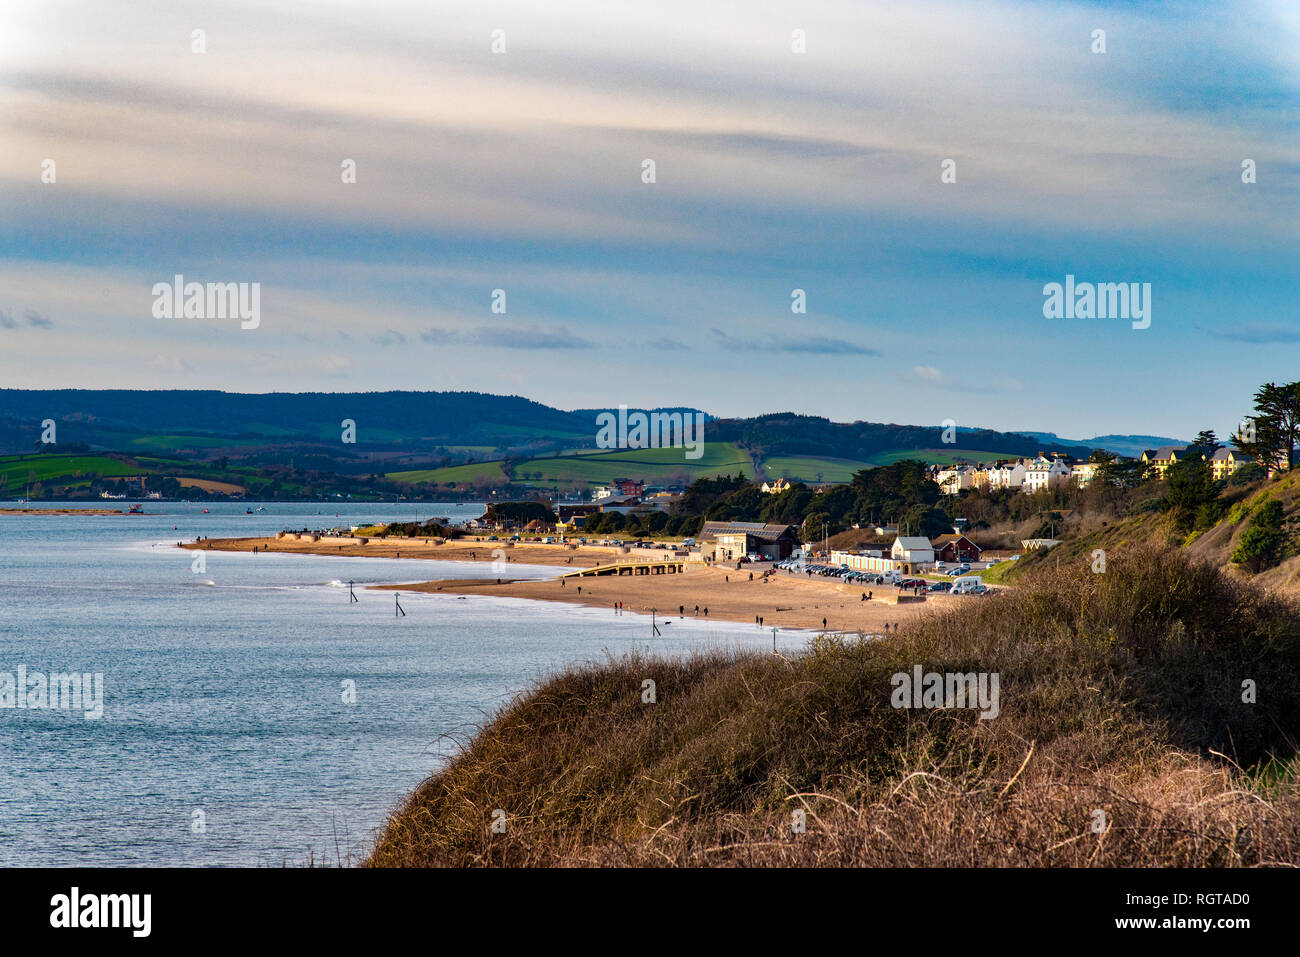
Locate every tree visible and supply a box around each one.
[901,504,951,539]
[1098,458,1145,490]
[1162,456,1220,532]
[1235,381,1300,473]
[1232,499,1286,572]
[1189,429,1221,455]
[802,511,832,543]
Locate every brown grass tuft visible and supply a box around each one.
[367,544,1300,867]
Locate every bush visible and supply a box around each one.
[369,545,1300,867]
[1232,498,1287,572]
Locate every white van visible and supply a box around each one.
[952,576,986,595]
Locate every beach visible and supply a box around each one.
[180,535,949,633]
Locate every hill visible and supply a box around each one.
[1016,431,1187,458]
[0,391,1089,482]
[367,546,1300,866]
[996,467,1300,596]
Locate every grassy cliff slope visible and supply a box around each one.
[369,546,1300,867]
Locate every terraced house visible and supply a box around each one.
[1208,447,1252,481]
[1022,455,1073,493]
[1141,446,1187,478]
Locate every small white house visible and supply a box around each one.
[891,536,935,564]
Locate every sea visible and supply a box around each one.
[0,501,807,866]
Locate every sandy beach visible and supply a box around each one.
[179,535,952,633]
[180,534,612,567]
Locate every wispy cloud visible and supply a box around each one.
[0,308,54,329]
[1211,323,1300,344]
[712,328,881,356]
[420,324,593,350]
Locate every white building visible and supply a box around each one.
[985,462,1027,490]
[1071,461,1102,488]
[935,466,977,495]
[891,536,935,564]
[1022,456,1072,493]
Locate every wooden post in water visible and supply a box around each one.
[395,593,405,617]
[349,580,358,603]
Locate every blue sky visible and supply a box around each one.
[1,0,1297,440]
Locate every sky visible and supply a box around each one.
[1,0,1297,441]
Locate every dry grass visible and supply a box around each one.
[367,545,1300,867]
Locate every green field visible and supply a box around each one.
[388,443,753,487]
[0,453,142,491]
[386,460,508,485]
[865,448,1008,466]
[125,434,251,452]
[759,456,872,483]
[511,443,752,484]
[387,443,1021,488]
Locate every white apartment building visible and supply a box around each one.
[986,461,1028,491]
[1022,456,1072,493]
[1071,461,1102,488]
[935,466,978,495]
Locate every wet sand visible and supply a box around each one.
[377,564,945,633]
[180,534,612,567]
[179,535,952,632]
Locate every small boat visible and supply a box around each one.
[245,508,254,514]
[201,508,210,514]
[128,504,143,514]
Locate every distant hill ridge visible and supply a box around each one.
[1016,431,1188,458]
[0,389,1089,461]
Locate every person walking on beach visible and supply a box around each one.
[759,616,764,627]
[703,607,709,617]
[679,605,684,616]
[694,605,699,616]
[822,617,827,629]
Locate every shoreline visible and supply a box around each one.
[179,535,951,632]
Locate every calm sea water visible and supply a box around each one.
[0,502,806,866]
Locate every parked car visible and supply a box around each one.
[928,581,952,592]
